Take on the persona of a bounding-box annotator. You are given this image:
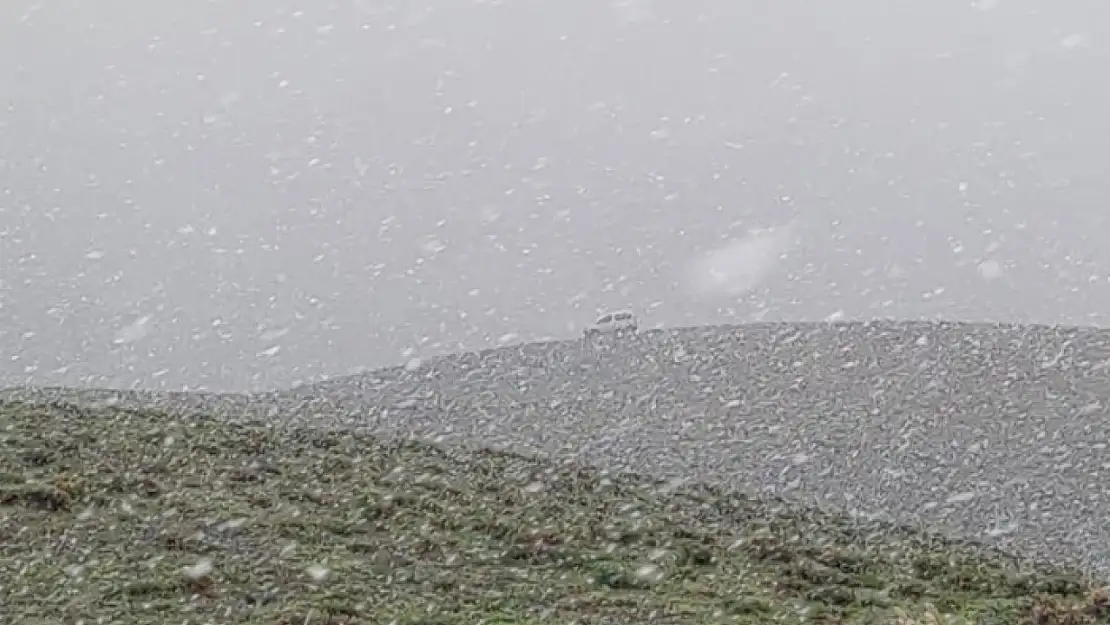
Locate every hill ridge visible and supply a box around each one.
[7,319,1110,574]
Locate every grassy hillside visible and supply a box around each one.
[2,398,1108,624]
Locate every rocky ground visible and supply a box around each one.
[8,320,1110,577]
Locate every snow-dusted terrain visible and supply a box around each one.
[11,318,1110,575]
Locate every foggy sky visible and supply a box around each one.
[2,0,1110,391]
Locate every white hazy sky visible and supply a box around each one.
[2,0,1110,391]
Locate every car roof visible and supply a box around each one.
[597,310,633,320]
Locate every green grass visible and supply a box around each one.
[1,397,1108,624]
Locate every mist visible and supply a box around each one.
[2,0,1109,391]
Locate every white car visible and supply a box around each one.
[584,310,638,338]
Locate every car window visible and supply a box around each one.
[596,315,613,324]
[614,313,632,321]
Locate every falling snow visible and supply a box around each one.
[112,316,153,346]
[1060,34,1091,49]
[977,259,1004,280]
[306,564,331,582]
[182,558,214,580]
[687,225,795,298]
[6,0,1110,598]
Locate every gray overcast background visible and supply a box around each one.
[2,0,1109,392]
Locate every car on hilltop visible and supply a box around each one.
[583,310,638,339]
